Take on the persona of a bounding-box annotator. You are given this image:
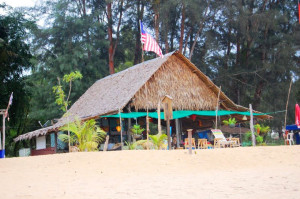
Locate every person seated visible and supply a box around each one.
[172,135,177,149]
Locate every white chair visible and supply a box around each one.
[211,129,235,148]
[285,133,294,145]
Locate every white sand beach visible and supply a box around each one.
[1,146,300,199]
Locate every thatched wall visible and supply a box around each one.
[132,56,218,110]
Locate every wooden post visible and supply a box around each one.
[103,135,109,152]
[175,119,180,148]
[127,106,132,143]
[55,132,58,153]
[166,114,171,150]
[162,95,173,150]
[249,104,256,146]
[187,129,193,154]
[146,112,149,150]
[157,101,162,134]
[215,86,221,129]
[2,111,5,151]
[145,83,149,150]
[0,109,4,150]
[118,108,123,150]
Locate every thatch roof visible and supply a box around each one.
[14,51,271,142]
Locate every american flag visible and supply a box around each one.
[140,21,163,58]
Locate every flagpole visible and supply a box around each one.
[215,86,221,129]
[140,20,149,149]
[2,114,5,153]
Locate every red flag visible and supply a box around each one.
[140,21,163,58]
[296,104,300,128]
[298,1,300,24]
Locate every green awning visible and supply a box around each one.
[101,110,268,120]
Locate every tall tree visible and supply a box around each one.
[106,0,124,74]
[0,5,36,156]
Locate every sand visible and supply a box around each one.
[0,146,300,199]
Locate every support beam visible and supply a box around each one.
[249,104,256,146]
[187,129,193,155]
[175,119,180,148]
[0,109,6,151]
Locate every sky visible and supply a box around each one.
[2,0,37,8]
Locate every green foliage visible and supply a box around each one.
[0,5,36,157]
[222,117,236,126]
[124,141,136,150]
[131,125,145,135]
[2,0,299,157]
[59,118,106,152]
[256,135,264,145]
[52,71,82,112]
[244,131,252,142]
[148,133,168,149]
[63,71,83,83]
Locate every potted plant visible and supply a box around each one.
[131,124,145,140]
[222,117,237,128]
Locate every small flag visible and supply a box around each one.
[296,104,300,128]
[8,92,13,106]
[140,21,163,57]
[4,92,13,120]
[298,1,300,24]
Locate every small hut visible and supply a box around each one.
[14,51,271,153]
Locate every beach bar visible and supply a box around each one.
[14,51,271,154]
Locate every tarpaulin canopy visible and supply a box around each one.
[102,110,268,120]
[286,124,300,131]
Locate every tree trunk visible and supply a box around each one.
[225,26,231,70]
[236,34,240,67]
[76,0,91,59]
[189,3,210,60]
[183,27,192,56]
[253,81,264,110]
[179,2,185,53]
[134,0,144,64]
[163,23,169,53]
[107,2,114,74]
[153,1,160,44]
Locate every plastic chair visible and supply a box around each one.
[285,133,294,145]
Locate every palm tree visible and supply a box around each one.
[58,118,106,152]
[148,133,168,149]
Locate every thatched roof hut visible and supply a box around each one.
[14,51,270,142]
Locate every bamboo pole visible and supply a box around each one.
[187,129,193,155]
[145,83,149,150]
[166,103,171,150]
[118,108,123,150]
[215,86,221,129]
[0,109,4,150]
[175,119,180,148]
[249,104,256,147]
[127,106,132,143]
[157,101,162,134]
[2,112,5,152]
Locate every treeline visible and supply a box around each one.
[0,0,299,156]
